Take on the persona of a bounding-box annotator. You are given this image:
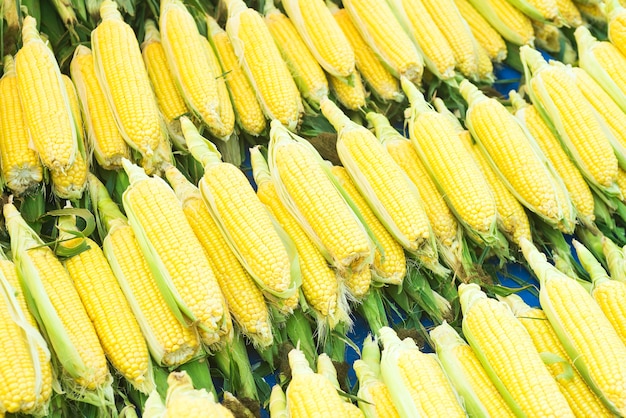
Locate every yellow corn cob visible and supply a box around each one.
[91,0,167,172]
[15,16,77,172]
[342,0,423,82]
[91,175,200,367]
[0,253,52,415]
[388,0,456,78]
[421,0,480,78]
[369,112,458,247]
[510,91,595,223]
[608,0,626,57]
[572,67,626,161]
[121,159,229,347]
[184,118,296,299]
[525,0,560,21]
[158,0,227,140]
[199,34,236,141]
[71,45,130,170]
[430,322,516,418]
[618,168,626,195]
[329,72,367,110]
[331,8,402,102]
[460,79,575,232]
[353,360,400,418]
[331,165,406,285]
[164,166,272,347]
[0,55,43,195]
[268,119,373,274]
[316,354,364,417]
[577,26,626,115]
[286,348,350,418]
[4,203,111,393]
[206,17,266,137]
[477,44,494,82]
[467,0,535,45]
[578,2,606,25]
[557,0,583,26]
[63,75,83,138]
[321,98,433,257]
[459,283,575,416]
[458,129,532,244]
[502,294,612,417]
[263,2,329,108]
[225,0,303,131]
[574,240,626,349]
[455,0,507,61]
[379,327,466,417]
[402,80,498,245]
[58,215,153,394]
[521,238,626,415]
[250,149,345,327]
[522,48,620,194]
[140,20,188,150]
[281,0,355,78]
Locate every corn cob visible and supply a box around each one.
[431,321,515,418]
[403,80,501,249]
[557,0,583,26]
[0,249,52,416]
[578,2,607,25]
[251,148,346,328]
[164,165,272,347]
[379,326,465,417]
[316,354,364,417]
[456,123,532,245]
[511,0,561,22]
[158,0,226,140]
[521,237,626,415]
[502,294,612,417]
[466,0,535,44]
[0,55,43,195]
[267,118,373,274]
[140,20,188,151]
[576,26,626,114]
[574,240,626,348]
[321,98,438,268]
[459,283,575,416]
[225,0,303,131]
[57,212,153,394]
[269,384,288,418]
[353,359,400,418]
[455,0,507,61]
[618,168,626,199]
[369,111,458,248]
[89,175,200,367]
[571,67,626,169]
[4,203,113,402]
[521,47,621,196]
[281,0,355,79]
[207,17,266,137]
[509,91,595,225]
[287,348,349,418]
[330,165,406,285]
[342,0,424,82]
[329,72,367,110]
[387,0,456,79]
[421,0,480,78]
[121,159,230,347]
[263,1,329,109]
[608,0,626,57]
[91,0,168,173]
[331,6,402,102]
[603,236,626,282]
[476,44,495,83]
[50,76,89,200]
[342,267,372,299]
[15,16,77,172]
[460,79,576,232]
[183,117,297,300]
[71,45,130,170]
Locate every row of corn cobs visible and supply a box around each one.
[2,0,626,416]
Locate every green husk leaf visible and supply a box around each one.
[539,352,574,381]
[603,236,626,282]
[213,329,259,401]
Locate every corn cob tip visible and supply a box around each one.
[378,326,402,349]
[2,54,15,74]
[400,76,425,106]
[205,14,224,36]
[458,282,487,314]
[429,321,464,350]
[288,347,313,375]
[320,97,351,132]
[181,117,222,167]
[142,19,160,43]
[249,146,271,186]
[508,90,528,112]
[519,46,548,73]
[21,16,39,44]
[99,0,121,20]
[574,26,595,50]
[458,79,483,105]
[606,0,624,19]
[497,293,532,315]
[121,158,151,185]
